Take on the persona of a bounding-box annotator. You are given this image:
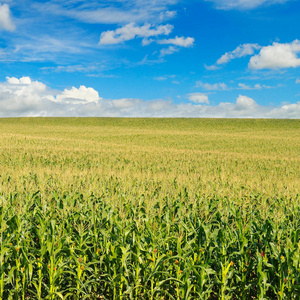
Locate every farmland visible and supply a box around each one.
[0,117,300,299]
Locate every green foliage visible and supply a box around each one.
[0,118,300,299]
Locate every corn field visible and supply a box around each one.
[0,118,300,299]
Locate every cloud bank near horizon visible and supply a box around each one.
[0,77,299,119]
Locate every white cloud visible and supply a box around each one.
[188,93,209,104]
[217,43,261,65]
[0,1,186,64]
[39,0,178,25]
[160,46,179,57]
[208,41,300,71]
[196,81,228,90]
[0,4,15,31]
[160,10,177,21]
[296,79,300,84]
[205,0,292,10]
[205,44,261,70]
[235,95,258,110]
[55,86,102,104]
[237,83,273,90]
[249,40,300,70]
[238,83,259,90]
[0,77,54,116]
[158,36,195,48]
[1,76,300,118]
[4,33,97,63]
[98,23,194,61]
[204,64,220,71]
[266,102,300,119]
[6,76,32,85]
[99,22,173,45]
[142,38,154,46]
[0,77,102,116]
[196,81,274,91]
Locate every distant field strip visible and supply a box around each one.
[0,118,300,299]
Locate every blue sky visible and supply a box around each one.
[0,0,300,117]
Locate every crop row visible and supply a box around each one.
[1,191,300,299]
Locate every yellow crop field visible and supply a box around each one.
[0,118,300,299]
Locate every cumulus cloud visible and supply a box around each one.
[0,4,15,31]
[196,81,228,91]
[266,102,300,119]
[6,77,32,85]
[188,93,209,104]
[55,86,102,104]
[0,77,54,116]
[1,76,300,118]
[249,40,300,69]
[0,77,102,116]
[158,36,195,48]
[205,0,292,10]
[235,95,258,110]
[217,43,261,65]
[99,22,173,45]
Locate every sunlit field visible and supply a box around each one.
[0,118,300,299]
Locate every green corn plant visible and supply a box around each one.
[256,249,273,300]
[0,207,8,300]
